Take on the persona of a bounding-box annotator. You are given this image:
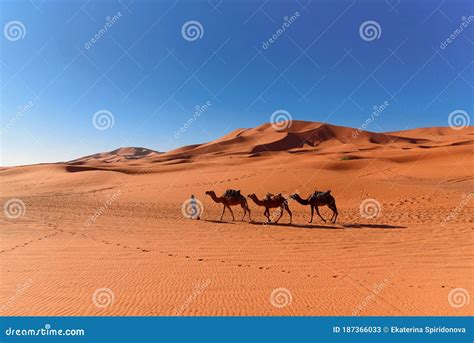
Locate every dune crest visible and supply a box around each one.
[57,121,473,168]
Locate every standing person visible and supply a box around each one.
[190,194,200,220]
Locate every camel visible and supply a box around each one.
[247,193,292,224]
[205,189,251,221]
[290,190,338,223]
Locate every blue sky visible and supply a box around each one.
[1,0,473,166]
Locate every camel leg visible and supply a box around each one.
[246,204,251,222]
[228,206,235,221]
[328,204,335,223]
[315,206,326,223]
[284,203,292,224]
[264,208,270,222]
[275,206,284,223]
[240,203,247,221]
[220,205,226,220]
[309,206,314,223]
[329,203,338,223]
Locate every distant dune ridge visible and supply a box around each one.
[58,120,473,170]
[70,147,163,164]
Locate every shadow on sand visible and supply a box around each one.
[202,219,235,225]
[342,223,407,229]
[248,221,340,230]
[248,221,407,230]
[202,219,407,230]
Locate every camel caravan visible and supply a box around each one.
[204,189,338,224]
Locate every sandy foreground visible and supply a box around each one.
[1,122,473,316]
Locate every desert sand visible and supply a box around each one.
[1,121,472,316]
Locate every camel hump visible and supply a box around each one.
[264,192,274,199]
[224,189,241,197]
[313,190,330,199]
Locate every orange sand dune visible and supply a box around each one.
[1,121,472,316]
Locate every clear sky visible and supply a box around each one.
[1,0,473,166]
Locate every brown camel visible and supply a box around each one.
[247,193,292,224]
[205,190,251,221]
[290,190,338,223]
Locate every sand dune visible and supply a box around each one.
[1,121,472,316]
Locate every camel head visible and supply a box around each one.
[205,190,215,197]
[247,193,257,199]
